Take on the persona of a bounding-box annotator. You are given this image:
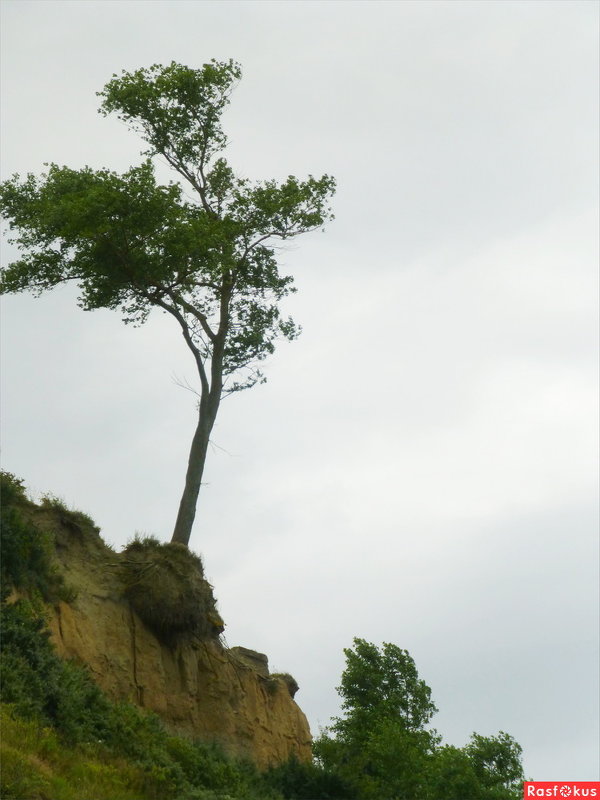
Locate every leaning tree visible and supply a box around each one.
[0,60,335,547]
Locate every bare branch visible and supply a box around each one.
[149,293,210,397]
[171,372,201,398]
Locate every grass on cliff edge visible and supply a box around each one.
[0,469,223,645]
[120,534,224,644]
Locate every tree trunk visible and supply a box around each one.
[168,291,227,547]
[170,410,215,547]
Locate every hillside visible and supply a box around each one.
[3,479,311,769]
[1,472,527,800]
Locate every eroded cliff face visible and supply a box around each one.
[37,509,311,768]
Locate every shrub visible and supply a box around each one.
[0,599,281,799]
[263,755,356,799]
[0,470,27,505]
[0,742,52,800]
[0,711,153,800]
[0,475,289,799]
[0,472,73,603]
[119,536,224,643]
[0,599,112,743]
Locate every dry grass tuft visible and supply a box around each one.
[119,536,224,643]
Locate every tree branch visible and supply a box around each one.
[167,289,217,343]
[158,144,215,216]
[150,294,210,397]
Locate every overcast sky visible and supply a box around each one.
[1,0,598,782]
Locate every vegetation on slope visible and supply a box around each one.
[0,472,283,800]
[312,639,524,800]
[120,535,223,644]
[0,472,525,799]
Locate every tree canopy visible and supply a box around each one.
[0,60,335,547]
[336,638,438,733]
[312,638,524,800]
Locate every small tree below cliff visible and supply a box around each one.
[314,639,524,800]
[0,60,335,547]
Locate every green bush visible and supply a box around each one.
[0,471,71,603]
[0,742,52,800]
[263,755,356,799]
[0,470,27,505]
[119,536,224,643]
[0,474,371,799]
[0,712,151,800]
[0,599,112,743]
[0,475,279,799]
[315,639,525,800]
[0,598,279,799]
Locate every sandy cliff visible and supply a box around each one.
[34,505,311,768]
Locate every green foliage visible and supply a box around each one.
[0,600,112,742]
[0,60,335,546]
[1,711,164,800]
[353,722,436,800]
[0,482,271,799]
[0,693,282,800]
[40,493,100,538]
[0,600,280,799]
[315,639,525,800]
[314,639,439,799]
[1,736,53,800]
[0,474,524,799]
[424,745,483,800]
[335,638,438,735]
[0,471,72,603]
[0,160,190,316]
[119,535,223,643]
[263,754,356,799]
[465,731,524,799]
[0,59,335,395]
[98,60,242,168]
[0,469,27,504]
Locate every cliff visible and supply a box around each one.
[29,501,311,768]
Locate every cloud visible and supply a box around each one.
[1,0,597,780]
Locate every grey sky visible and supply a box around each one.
[1,0,598,781]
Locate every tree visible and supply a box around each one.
[465,731,524,799]
[425,745,488,800]
[0,60,335,547]
[314,639,525,800]
[314,639,440,800]
[263,754,356,799]
[335,638,438,736]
